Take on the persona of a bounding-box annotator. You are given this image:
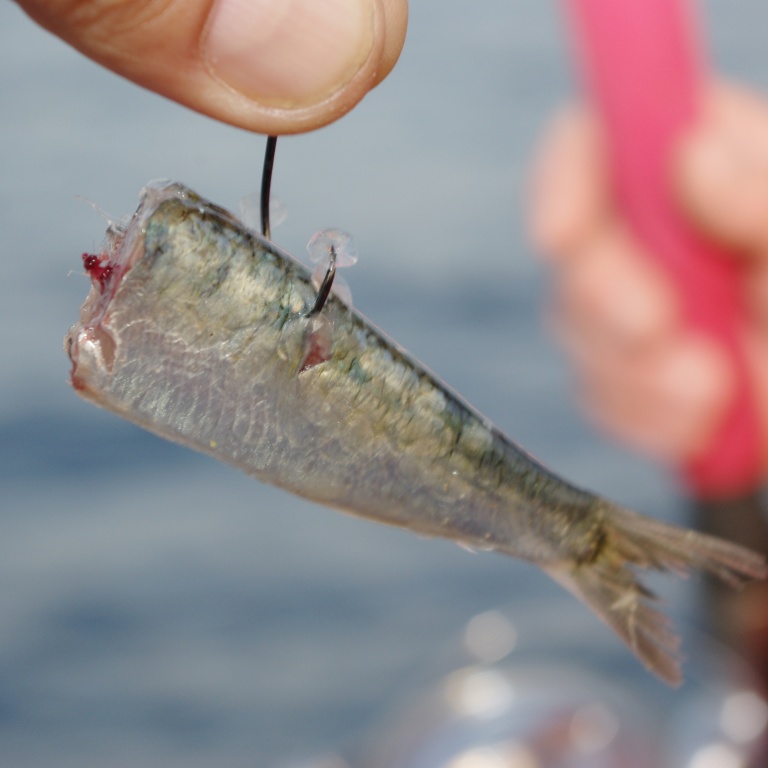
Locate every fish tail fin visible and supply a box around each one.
[545,503,767,686]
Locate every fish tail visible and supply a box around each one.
[545,503,767,686]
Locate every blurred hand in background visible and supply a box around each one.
[15,0,408,134]
[530,81,768,473]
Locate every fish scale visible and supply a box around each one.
[66,180,767,686]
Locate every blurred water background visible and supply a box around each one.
[2,1,768,766]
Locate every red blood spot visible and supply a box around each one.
[299,320,333,373]
[82,252,113,289]
[299,342,329,372]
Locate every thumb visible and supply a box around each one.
[17,0,407,134]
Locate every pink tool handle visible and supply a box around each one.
[564,0,761,497]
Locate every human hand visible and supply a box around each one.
[529,82,768,468]
[16,0,407,134]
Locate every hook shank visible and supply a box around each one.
[260,135,278,239]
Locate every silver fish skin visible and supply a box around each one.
[66,181,766,685]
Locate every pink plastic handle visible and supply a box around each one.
[564,0,761,497]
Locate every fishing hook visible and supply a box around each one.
[260,135,278,239]
[307,245,337,317]
[261,134,337,315]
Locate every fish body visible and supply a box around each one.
[66,181,766,684]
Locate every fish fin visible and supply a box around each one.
[546,504,767,686]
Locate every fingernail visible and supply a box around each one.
[205,0,375,109]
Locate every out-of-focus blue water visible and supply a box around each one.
[2,1,768,765]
